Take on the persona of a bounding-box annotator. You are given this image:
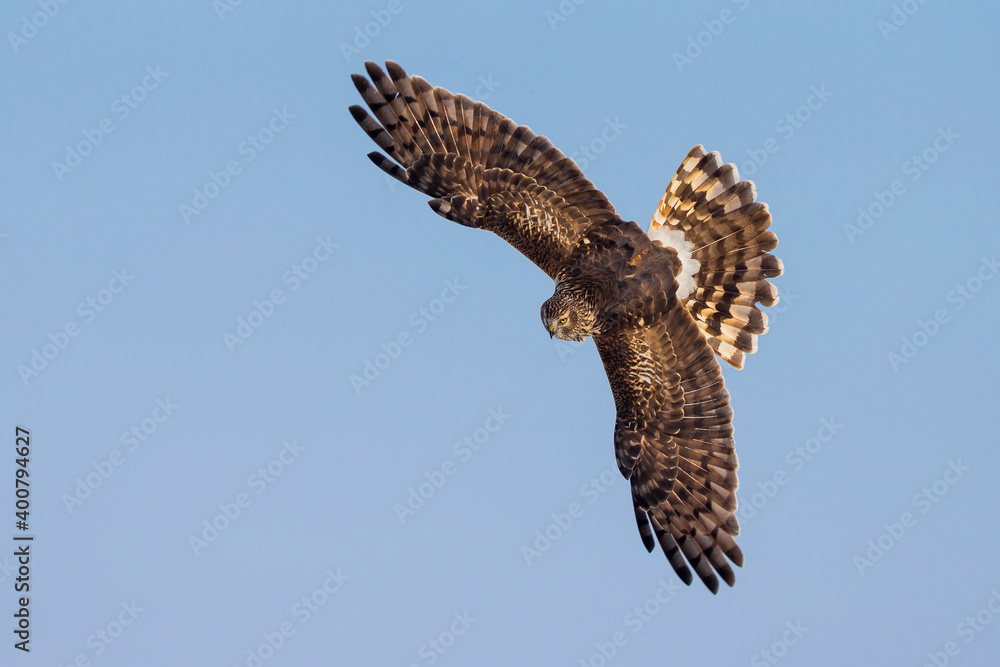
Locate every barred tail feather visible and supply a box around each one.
[648,145,783,369]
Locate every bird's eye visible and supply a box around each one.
[559,317,567,325]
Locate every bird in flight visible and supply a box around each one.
[349,61,782,593]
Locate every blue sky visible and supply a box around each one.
[2,1,999,665]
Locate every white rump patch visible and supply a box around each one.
[648,224,701,300]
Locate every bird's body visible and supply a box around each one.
[546,217,679,340]
[350,61,782,593]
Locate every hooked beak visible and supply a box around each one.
[548,323,555,339]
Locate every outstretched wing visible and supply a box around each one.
[648,145,783,369]
[349,61,618,278]
[596,292,742,594]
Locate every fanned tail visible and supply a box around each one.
[647,145,783,369]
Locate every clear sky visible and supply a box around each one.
[2,1,999,665]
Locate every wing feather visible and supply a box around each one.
[350,60,618,278]
[596,295,742,593]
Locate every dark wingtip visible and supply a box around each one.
[367,152,406,182]
[730,545,744,568]
[348,105,367,122]
[635,508,656,553]
[385,60,407,80]
[351,73,373,95]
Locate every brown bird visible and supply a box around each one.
[349,61,783,593]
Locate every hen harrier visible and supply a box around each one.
[349,61,782,593]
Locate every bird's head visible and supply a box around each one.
[540,292,596,342]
